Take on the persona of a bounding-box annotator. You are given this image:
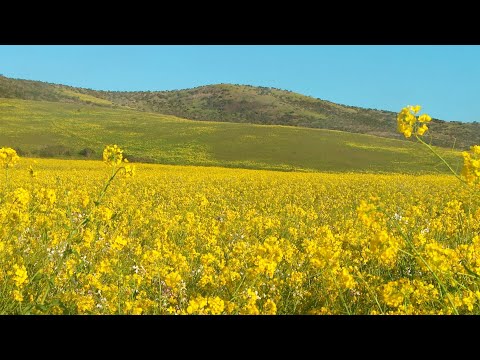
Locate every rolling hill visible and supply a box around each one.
[0,98,463,174]
[1,75,479,150]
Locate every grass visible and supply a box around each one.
[0,97,463,174]
[2,76,479,150]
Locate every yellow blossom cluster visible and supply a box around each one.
[0,147,20,169]
[102,144,136,177]
[1,145,480,314]
[103,144,124,166]
[397,105,432,138]
[396,105,480,195]
[462,145,480,186]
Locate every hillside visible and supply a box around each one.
[1,75,479,150]
[0,98,463,174]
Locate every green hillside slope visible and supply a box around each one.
[1,75,478,150]
[0,98,462,173]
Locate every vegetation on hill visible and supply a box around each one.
[1,75,478,150]
[0,98,462,173]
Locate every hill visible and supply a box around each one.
[0,98,462,174]
[1,75,479,149]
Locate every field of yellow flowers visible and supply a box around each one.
[1,142,480,315]
[1,105,480,315]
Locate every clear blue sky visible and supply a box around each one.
[1,45,479,122]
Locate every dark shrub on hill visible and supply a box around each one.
[79,147,96,158]
[12,147,29,156]
[37,145,73,158]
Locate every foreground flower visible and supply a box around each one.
[0,147,20,169]
[12,264,28,288]
[462,145,480,185]
[124,164,136,177]
[397,105,432,138]
[103,145,123,166]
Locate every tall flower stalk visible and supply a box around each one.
[0,147,20,197]
[397,105,478,187]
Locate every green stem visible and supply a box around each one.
[4,167,8,195]
[392,220,459,314]
[95,166,125,206]
[411,245,458,314]
[332,274,351,315]
[63,165,126,249]
[415,135,468,187]
[230,272,247,302]
[355,271,385,314]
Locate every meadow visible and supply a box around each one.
[0,98,462,173]
[1,153,480,314]
[1,104,480,315]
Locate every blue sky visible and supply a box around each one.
[1,45,479,122]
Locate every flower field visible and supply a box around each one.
[1,105,480,315]
[1,151,480,315]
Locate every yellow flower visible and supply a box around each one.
[77,296,95,313]
[287,271,305,288]
[397,105,432,138]
[402,126,412,138]
[112,235,127,251]
[82,195,90,208]
[125,165,136,177]
[103,144,123,166]
[339,267,356,290]
[382,279,413,309]
[397,108,415,138]
[398,107,416,124]
[165,271,182,290]
[207,297,225,315]
[186,295,208,314]
[28,165,37,178]
[416,124,428,136]
[0,147,20,169]
[98,259,112,274]
[462,291,476,312]
[462,145,480,185]
[263,299,277,315]
[408,105,421,114]
[97,206,113,222]
[12,188,30,208]
[241,288,260,315]
[13,289,24,302]
[418,114,432,123]
[12,264,28,288]
[132,306,143,315]
[83,228,95,247]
